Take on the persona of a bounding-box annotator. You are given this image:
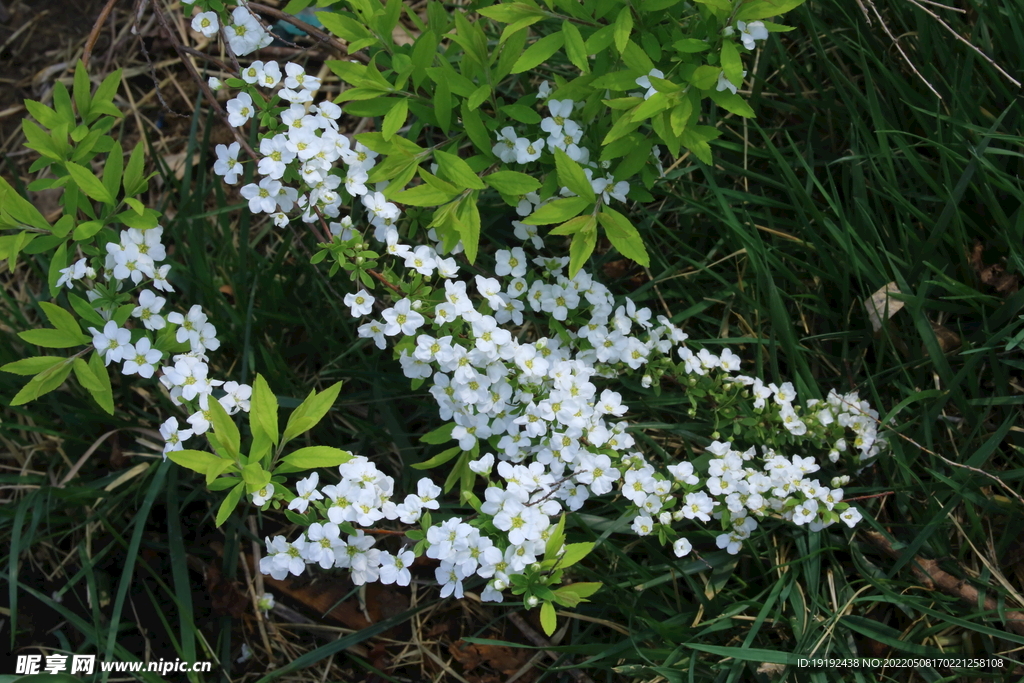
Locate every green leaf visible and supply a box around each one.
[9,358,74,406]
[720,39,743,87]
[72,357,113,415]
[562,20,589,73]
[454,195,481,264]
[708,88,756,117]
[553,148,596,202]
[557,581,602,601]
[0,175,50,231]
[168,449,227,476]
[241,462,273,494]
[47,241,68,299]
[392,183,458,207]
[123,141,146,196]
[613,6,633,54]
[460,101,494,158]
[251,374,280,446]
[545,514,566,559]
[1,356,67,376]
[467,84,491,111]
[523,196,591,225]
[736,0,806,21]
[539,601,557,636]
[65,161,115,204]
[18,327,90,349]
[412,445,462,470]
[281,379,343,443]
[381,98,408,141]
[277,446,353,473]
[319,11,375,43]
[511,32,565,74]
[689,65,721,90]
[568,220,597,278]
[103,140,124,203]
[673,38,710,53]
[39,301,82,336]
[500,103,542,125]
[73,60,92,123]
[557,541,594,568]
[598,207,650,266]
[477,3,544,22]
[548,215,592,236]
[68,293,105,328]
[215,482,246,527]
[208,394,241,459]
[434,150,486,190]
[484,170,542,195]
[421,421,455,445]
[433,78,452,134]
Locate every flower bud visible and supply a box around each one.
[525,595,540,608]
[493,579,507,591]
[355,256,364,265]
[412,300,423,310]
[641,375,653,388]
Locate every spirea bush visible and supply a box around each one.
[2,0,888,635]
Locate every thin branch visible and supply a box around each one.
[863,530,1024,637]
[247,2,369,63]
[82,0,120,69]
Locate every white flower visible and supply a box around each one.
[160,417,194,456]
[672,537,692,557]
[132,289,167,330]
[379,549,414,586]
[226,92,255,127]
[214,142,242,184]
[252,483,275,506]
[219,381,253,415]
[89,321,131,366]
[121,337,162,379]
[839,507,862,528]
[634,68,665,100]
[382,298,425,336]
[716,70,747,95]
[344,290,375,317]
[191,11,219,38]
[288,472,324,514]
[736,20,768,50]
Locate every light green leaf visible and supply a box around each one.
[628,91,672,123]
[673,38,710,53]
[39,301,82,336]
[467,84,491,111]
[434,150,486,190]
[545,514,566,559]
[392,183,458,207]
[381,98,408,141]
[215,482,246,527]
[523,196,591,225]
[411,445,462,470]
[598,207,650,266]
[484,170,542,195]
[18,328,90,349]
[548,215,593,236]
[736,0,806,21]
[539,601,557,636]
[689,65,722,90]
[613,6,633,53]
[557,541,595,568]
[9,358,74,406]
[241,462,273,494]
[708,88,756,117]
[169,449,227,476]
[511,32,565,74]
[562,20,589,73]
[421,421,455,445]
[208,394,241,459]
[65,161,116,204]
[251,374,280,446]
[277,446,353,473]
[553,148,596,202]
[1,356,66,376]
[454,194,481,263]
[720,39,743,86]
[281,379,343,444]
[72,357,112,415]
[500,103,542,125]
[568,221,597,278]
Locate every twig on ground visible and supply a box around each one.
[505,611,595,683]
[82,0,120,69]
[863,530,1024,636]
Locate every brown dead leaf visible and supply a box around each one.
[930,321,961,354]
[205,564,248,618]
[449,640,532,678]
[865,282,905,333]
[970,240,1019,296]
